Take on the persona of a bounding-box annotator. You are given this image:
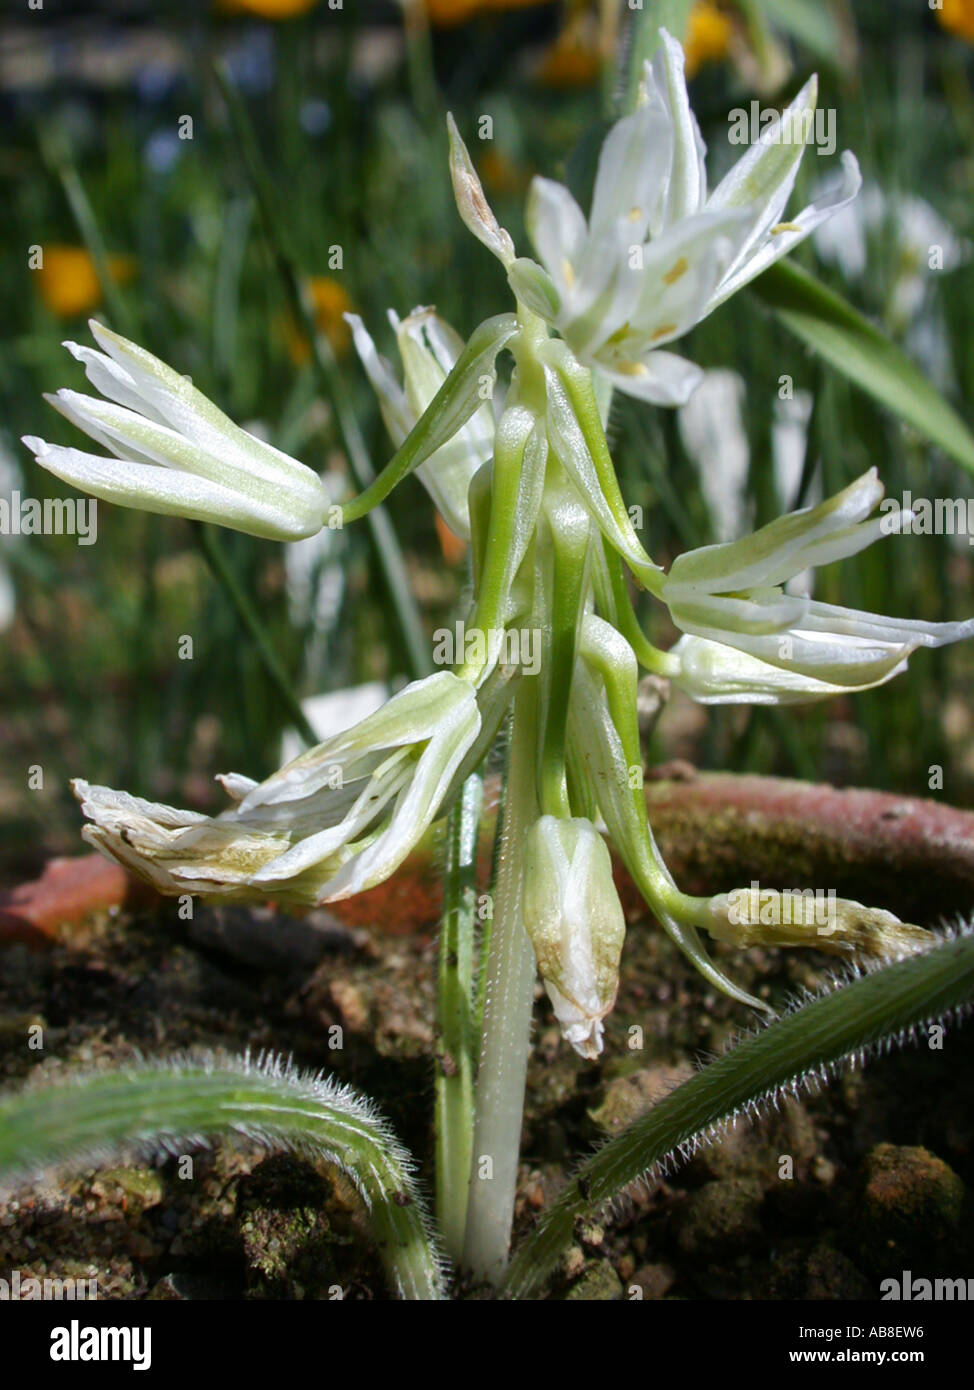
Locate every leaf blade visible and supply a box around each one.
[750,260,974,477]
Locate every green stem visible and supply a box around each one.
[462,681,539,1286]
[0,1052,445,1301]
[339,315,518,526]
[597,545,680,677]
[194,523,318,748]
[435,772,484,1262]
[503,928,974,1299]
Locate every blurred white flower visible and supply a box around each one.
[677,370,750,541]
[813,184,971,383]
[677,369,818,560]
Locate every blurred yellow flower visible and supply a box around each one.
[422,0,555,27]
[284,276,354,364]
[938,0,974,41]
[34,246,137,319]
[217,0,319,17]
[535,9,602,88]
[478,147,529,195]
[423,0,482,25]
[684,1,732,77]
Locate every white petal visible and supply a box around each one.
[345,312,413,444]
[588,101,673,243]
[667,468,883,593]
[318,692,481,899]
[25,437,318,540]
[706,74,818,282]
[652,31,707,225]
[526,177,589,292]
[670,634,909,704]
[712,151,863,307]
[594,349,704,406]
[620,207,754,348]
[87,322,325,513]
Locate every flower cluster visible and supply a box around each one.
[26,30,970,1060]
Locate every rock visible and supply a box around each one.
[88,1166,164,1217]
[188,905,362,973]
[677,1177,765,1256]
[588,1063,694,1136]
[565,1261,624,1301]
[764,1242,870,1299]
[692,1097,819,1185]
[852,1143,968,1275]
[235,1155,352,1300]
[628,1262,676,1300]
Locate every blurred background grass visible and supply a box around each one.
[1,0,973,880]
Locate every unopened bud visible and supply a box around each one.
[523,815,626,1059]
[704,885,930,959]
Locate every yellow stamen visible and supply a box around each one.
[662,257,689,285]
[561,258,576,289]
[651,323,677,341]
[771,222,802,235]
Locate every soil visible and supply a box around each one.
[1,886,973,1300]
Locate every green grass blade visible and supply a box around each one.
[750,260,974,478]
[623,0,695,109]
[212,63,431,680]
[0,1050,446,1301]
[502,929,974,1299]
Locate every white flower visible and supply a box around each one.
[813,184,971,386]
[76,671,481,905]
[346,307,495,539]
[23,322,329,541]
[504,29,861,404]
[677,369,817,546]
[522,815,626,1059]
[677,369,751,541]
[663,469,974,702]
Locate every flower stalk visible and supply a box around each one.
[462,681,540,1286]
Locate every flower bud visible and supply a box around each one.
[522,815,626,1059]
[704,884,930,959]
[24,322,329,541]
